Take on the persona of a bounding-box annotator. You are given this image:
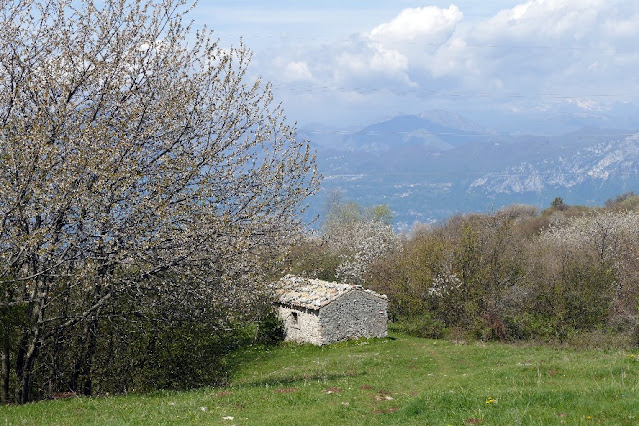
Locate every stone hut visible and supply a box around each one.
[272,275,388,345]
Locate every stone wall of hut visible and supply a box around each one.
[277,305,323,345]
[318,289,388,344]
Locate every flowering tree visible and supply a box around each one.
[0,0,318,403]
[286,196,400,285]
[332,219,401,285]
[321,198,401,285]
[537,211,639,330]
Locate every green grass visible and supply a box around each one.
[2,333,639,425]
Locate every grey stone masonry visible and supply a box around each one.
[272,275,388,345]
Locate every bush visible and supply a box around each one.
[255,312,285,345]
[504,313,563,341]
[394,314,447,339]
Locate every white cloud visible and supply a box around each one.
[457,0,639,98]
[337,43,408,76]
[602,12,639,42]
[370,5,463,45]
[333,46,414,89]
[246,0,639,125]
[333,5,465,87]
[284,61,313,81]
[370,44,408,73]
[473,0,606,43]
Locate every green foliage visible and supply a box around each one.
[95,320,248,393]
[322,191,394,233]
[394,314,447,339]
[562,263,616,330]
[370,204,393,225]
[606,191,639,211]
[504,313,562,341]
[366,197,639,344]
[255,312,285,346]
[0,301,27,349]
[551,196,568,210]
[285,238,342,282]
[28,304,270,399]
[0,290,27,403]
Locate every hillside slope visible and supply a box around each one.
[3,335,638,425]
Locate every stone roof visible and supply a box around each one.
[272,275,386,310]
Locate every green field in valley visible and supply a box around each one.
[2,333,638,425]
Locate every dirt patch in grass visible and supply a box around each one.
[374,394,394,401]
[275,388,299,393]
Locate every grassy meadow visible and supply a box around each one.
[2,333,638,425]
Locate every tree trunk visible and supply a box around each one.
[15,276,49,404]
[1,343,8,404]
[70,318,99,396]
[71,279,107,397]
[82,319,99,396]
[15,333,38,404]
[1,282,15,404]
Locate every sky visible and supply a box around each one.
[194,1,639,130]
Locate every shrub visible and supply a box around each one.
[255,312,285,345]
[394,314,447,339]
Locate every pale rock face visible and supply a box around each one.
[469,134,639,194]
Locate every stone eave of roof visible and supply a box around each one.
[272,275,387,310]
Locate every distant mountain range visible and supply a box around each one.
[299,110,639,230]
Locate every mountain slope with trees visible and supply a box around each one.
[301,112,639,227]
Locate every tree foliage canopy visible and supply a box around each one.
[0,0,318,403]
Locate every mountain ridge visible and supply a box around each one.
[301,110,639,228]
